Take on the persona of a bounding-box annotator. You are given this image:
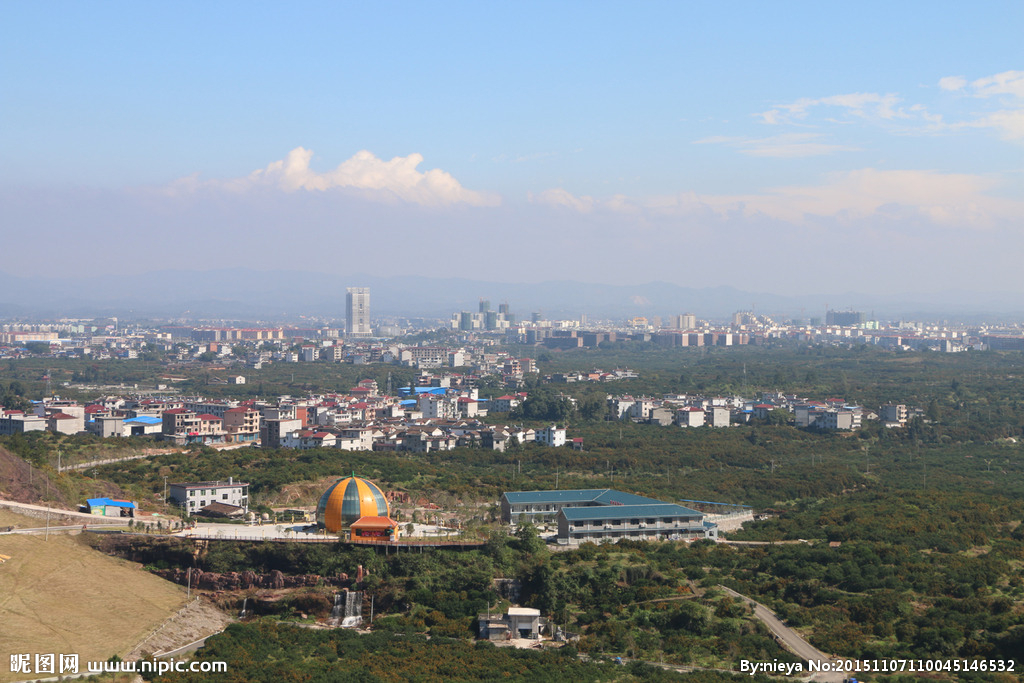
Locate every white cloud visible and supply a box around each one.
[975,109,1024,140]
[695,133,859,158]
[970,70,1024,99]
[758,92,905,125]
[533,169,1023,228]
[819,93,905,119]
[167,148,499,207]
[939,75,967,91]
[530,188,596,213]
[947,71,1024,139]
[745,168,1005,224]
[756,72,1024,144]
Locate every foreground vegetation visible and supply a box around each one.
[147,621,778,683]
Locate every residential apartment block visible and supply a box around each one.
[168,478,249,515]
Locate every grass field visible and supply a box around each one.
[0,510,186,682]
[0,508,37,528]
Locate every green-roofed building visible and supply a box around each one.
[557,503,717,545]
[500,489,662,525]
[500,488,719,544]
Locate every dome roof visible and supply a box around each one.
[316,475,390,532]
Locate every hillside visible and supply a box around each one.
[0,446,67,507]
[0,511,186,682]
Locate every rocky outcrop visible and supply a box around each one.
[154,568,350,591]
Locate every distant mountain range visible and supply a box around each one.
[0,269,1021,323]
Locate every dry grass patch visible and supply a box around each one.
[0,533,185,682]
[0,508,39,528]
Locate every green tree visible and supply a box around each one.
[514,523,547,556]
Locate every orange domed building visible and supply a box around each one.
[316,474,398,539]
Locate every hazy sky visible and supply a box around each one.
[2,2,1022,294]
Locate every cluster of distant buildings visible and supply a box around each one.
[605,391,919,431]
[0,380,575,453]
[0,370,920,443]
[7,302,1024,367]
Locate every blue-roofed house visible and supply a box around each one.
[123,414,164,436]
[85,497,137,518]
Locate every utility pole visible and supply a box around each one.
[164,476,168,505]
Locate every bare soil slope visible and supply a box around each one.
[0,446,66,506]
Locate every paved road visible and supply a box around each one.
[2,524,127,535]
[718,586,846,682]
[64,448,180,471]
[717,539,810,546]
[0,499,129,523]
[155,629,228,659]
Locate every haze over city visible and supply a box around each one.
[2,2,1023,299]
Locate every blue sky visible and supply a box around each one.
[2,1,1022,295]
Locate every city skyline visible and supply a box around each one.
[2,2,1022,296]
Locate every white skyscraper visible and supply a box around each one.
[346,287,371,337]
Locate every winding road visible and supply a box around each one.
[718,586,847,682]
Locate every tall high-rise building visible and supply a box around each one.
[676,313,697,330]
[826,309,864,326]
[346,287,371,337]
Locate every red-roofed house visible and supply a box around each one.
[676,406,706,428]
[457,396,480,418]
